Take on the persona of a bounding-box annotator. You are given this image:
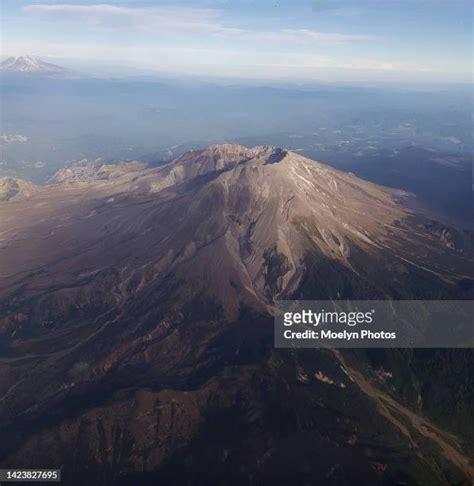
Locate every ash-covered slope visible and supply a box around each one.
[1,144,469,306]
[0,145,473,485]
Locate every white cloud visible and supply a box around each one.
[23,4,221,33]
[23,4,373,44]
[235,29,374,44]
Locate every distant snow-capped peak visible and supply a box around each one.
[1,55,69,75]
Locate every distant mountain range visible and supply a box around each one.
[0,55,70,75]
[0,145,473,485]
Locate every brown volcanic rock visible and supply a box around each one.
[0,145,473,485]
[0,144,469,307]
[52,160,147,184]
[0,177,36,202]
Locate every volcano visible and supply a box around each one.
[0,55,70,75]
[0,145,473,485]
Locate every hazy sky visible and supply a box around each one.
[1,0,472,82]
